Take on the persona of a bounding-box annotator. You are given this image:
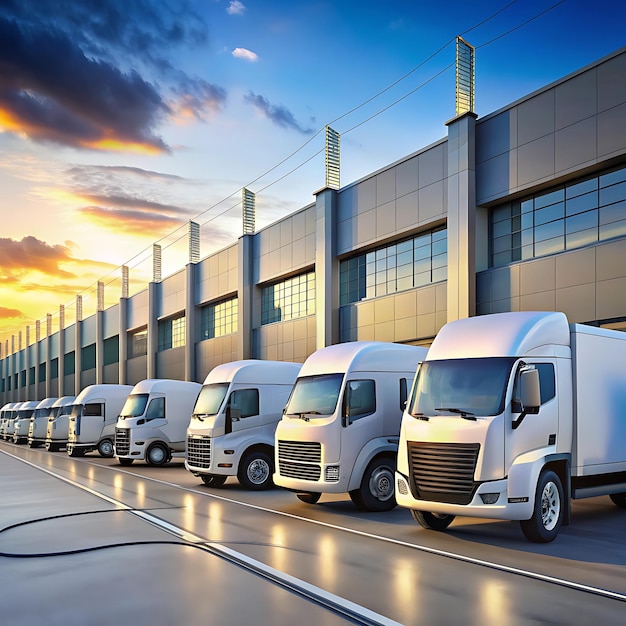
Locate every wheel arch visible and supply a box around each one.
[347,438,398,492]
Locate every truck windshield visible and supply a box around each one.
[194,383,229,416]
[408,357,516,417]
[70,405,83,418]
[285,373,344,418]
[120,394,149,418]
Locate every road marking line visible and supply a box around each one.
[1,448,402,626]
[4,447,626,603]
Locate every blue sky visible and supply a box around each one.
[1,0,625,345]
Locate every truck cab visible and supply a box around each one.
[274,342,426,511]
[186,360,302,490]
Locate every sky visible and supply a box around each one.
[1,0,626,350]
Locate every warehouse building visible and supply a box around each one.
[2,44,626,404]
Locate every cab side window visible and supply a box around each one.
[228,389,259,418]
[84,403,103,417]
[344,380,376,424]
[146,397,165,420]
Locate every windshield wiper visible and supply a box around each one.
[291,411,321,421]
[410,412,430,421]
[193,413,212,422]
[435,407,477,421]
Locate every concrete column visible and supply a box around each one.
[58,329,65,398]
[119,298,128,385]
[314,186,339,349]
[45,315,52,399]
[147,282,159,379]
[446,111,477,322]
[95,310,103,385]
[237,234,254,359]
[185,263,197,382]
[74,320,82,394]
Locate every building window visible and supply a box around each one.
[158,314,186,351]
[201,297,238,339]
[103,336,119,366]
[340,228,447,305]
[82,344,96,370]
[50,358,58,379]
[38,362,46,382]
[29,366,35,385]
[261,272,315,325]
[129,328,147,358]
[64,351,75,376]
[490,165,626,268]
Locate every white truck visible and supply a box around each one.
[395,311,626,543]
[114,379,201,466]
[186,360,302,490]
[27,397,58,447]
[67,385,133,457]
[0,402,19,440]
[12,400,40,444]
[45,396,76,451]
[274,342,427,511]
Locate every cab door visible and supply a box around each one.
[226,388,261,435]
[505,360,558,470]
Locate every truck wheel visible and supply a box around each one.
[609,493,626,508]
[201,475,228,488]
[297,492,321,504]
[411,510,456,531]
[146,443,169,466]
[520,470,564,543]
[46,442,60,452]
[97,438,114,458]
[238,451,274,490]
[67,445,84,457]
[349,456,397,512]
[118,458,134,466]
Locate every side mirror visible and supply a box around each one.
[224,406,242,434]
[513,368,540,430]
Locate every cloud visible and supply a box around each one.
[232,47,258,62]
[227,1,246,16]
[78,205,189,235]
[0,2,229,151]
[170,78,227,122]
[244,92,314,134]
[0,306,23,320]
[0,17,171,153]
[66,164,186,182]
[0,236,76,279]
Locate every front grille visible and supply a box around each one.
[115,428,130,456]
[277,440,321,481]
[408,441,480,505]
[187,435,211,469]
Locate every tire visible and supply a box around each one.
[520,470,564,543]
[67,445,85,457]
[97,438,114,458]
[238,450,274,490]
[411,509,456,531]
[118,458,134,466]
[297,492,321,504]
[46,442,61,452]
[609,493,626,508]
[146,443,169,466]
[201,474,228,488]
[349,456,397,512]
